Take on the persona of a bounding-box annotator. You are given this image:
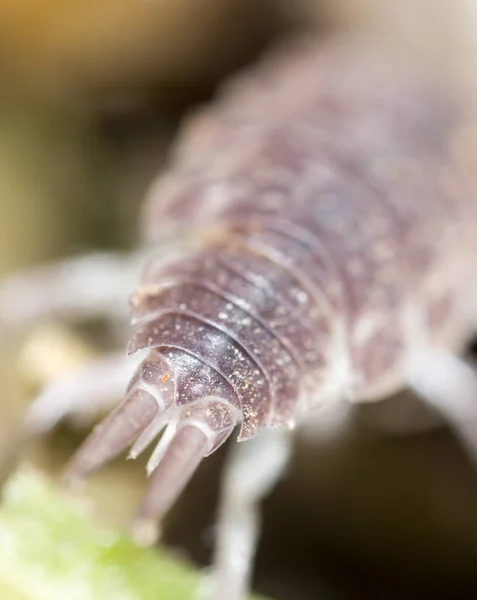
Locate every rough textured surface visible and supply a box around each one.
[131,39,476,440]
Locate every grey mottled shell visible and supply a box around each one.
[130,39,475,441]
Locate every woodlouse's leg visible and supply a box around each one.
[0,251,140,330]
[408,350,477,463]
[198,428,292,600]
[296,396,352,444]
[25,351,141,435]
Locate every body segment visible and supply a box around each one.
[130,39,475,435]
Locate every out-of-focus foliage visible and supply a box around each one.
[0,0,284,109]
[0,468,267,600]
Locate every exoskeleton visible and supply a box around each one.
[3,36,477,600]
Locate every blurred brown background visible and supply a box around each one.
[1,1,477,599]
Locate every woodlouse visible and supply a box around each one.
[3,36,477,600]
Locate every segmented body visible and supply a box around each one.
[129,40,475,441]
[66,39,477,557]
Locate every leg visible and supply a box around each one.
[199,428,292,600]
[408,350,477,463]
[0,251,141,331]
[296,396,352,443]
[25,351,141,435]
